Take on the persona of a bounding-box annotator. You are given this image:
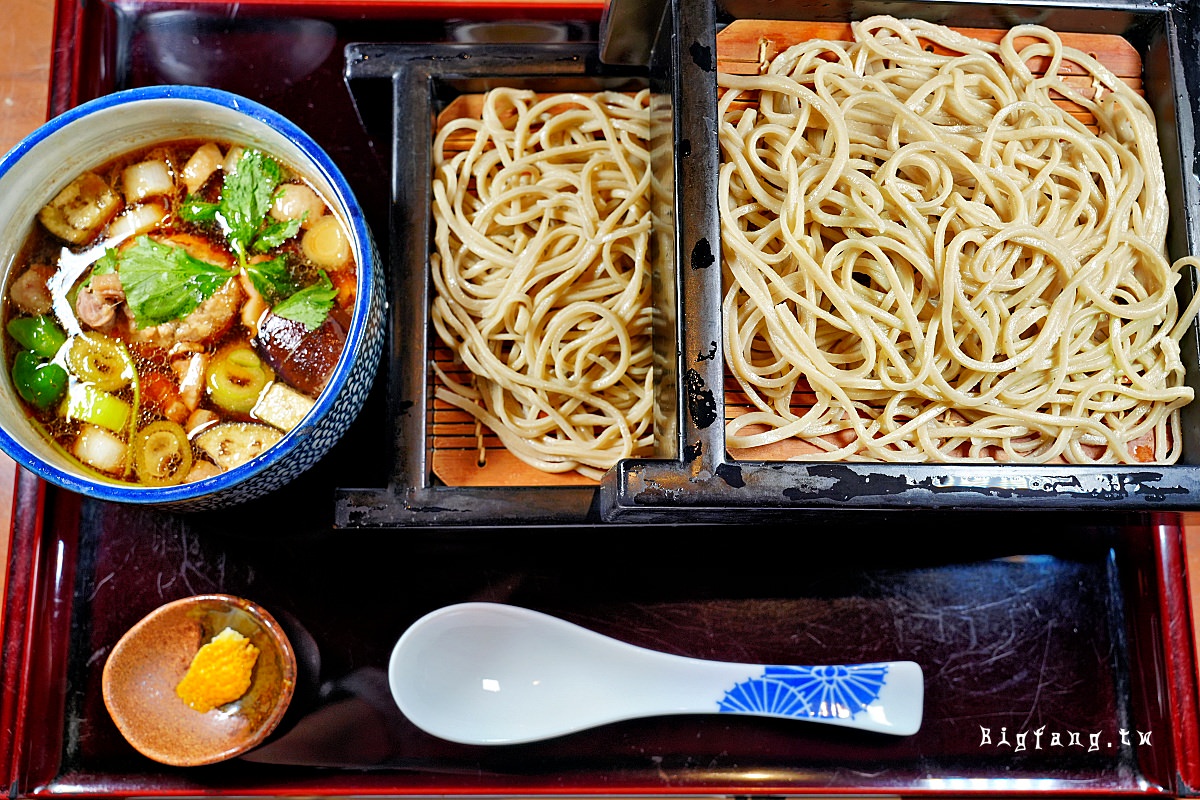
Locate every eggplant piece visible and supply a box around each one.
[38,172,121,244]
[254,311,346,396]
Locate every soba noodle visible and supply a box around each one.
[430,88,654,479]
[718,16,1200,463]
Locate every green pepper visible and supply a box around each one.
[7,316,66,359]
[61,382,130,433]
[11,350,67,410]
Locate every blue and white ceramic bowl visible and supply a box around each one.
[0,86,385,509]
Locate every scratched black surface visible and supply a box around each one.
[27,0,1176,793]
[53,494,1165,789]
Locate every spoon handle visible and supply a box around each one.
[674,658,923,736]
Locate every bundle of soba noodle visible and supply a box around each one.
[430,88,654,479]
[718,16,1200,463]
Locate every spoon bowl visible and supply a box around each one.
[388,602,923,745]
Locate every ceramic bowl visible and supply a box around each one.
[102,594,298,767]
[0,85,384,509]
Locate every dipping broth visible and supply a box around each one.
[3,139,357,486]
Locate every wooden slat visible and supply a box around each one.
[429,342,601,487]
[717,19,1143,78]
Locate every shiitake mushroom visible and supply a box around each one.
[253,310,347,397]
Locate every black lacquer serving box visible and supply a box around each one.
[336,0,1200,528]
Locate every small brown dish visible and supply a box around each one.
[102,594,297,767]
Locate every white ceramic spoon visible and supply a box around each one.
[388,602,923,745]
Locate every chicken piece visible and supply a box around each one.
[127,278,245,350]
[270,183,326,229]
[75,272,126,331]
[237,270,269,337]
[8,264,56,315]
[170,348,210,412]
[183,459,224,483]
[121,233,243,348]
[181,143,224,196]
[185,408,219,436]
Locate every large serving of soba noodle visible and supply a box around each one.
[718,16,1200,463]
[430,88,654,480]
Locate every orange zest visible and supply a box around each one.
[175,627,259,713]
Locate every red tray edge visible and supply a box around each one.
[1156,513,1200,794]
[6,0,1199,794]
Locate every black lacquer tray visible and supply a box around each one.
[7,486,1200,795]
[2,0,1200,797]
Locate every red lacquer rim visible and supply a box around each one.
[1154,513,1200,794]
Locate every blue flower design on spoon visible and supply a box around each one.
[718,664,890,719]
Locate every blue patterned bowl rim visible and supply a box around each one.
[0,85,378,505]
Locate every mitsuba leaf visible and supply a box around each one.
[179,196,220,224]
[219,150,287,260]
[90,248,119,276]
[271,270,337,331]
[100,152,318,331]
[244,255,301,304]
[253,216,304,253]
[118,236,232,327]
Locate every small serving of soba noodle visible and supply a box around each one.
[430,88,654,480]
[718,16,1200,463]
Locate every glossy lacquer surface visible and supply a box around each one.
[6,477,1190,795]
[0,0,1195,796]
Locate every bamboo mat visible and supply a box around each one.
[425,22,1147,480]
[716,19,1146,461]
[428,93,636,488]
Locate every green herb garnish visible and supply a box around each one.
[271,271,338,331]
[253,215,304,254]
[117,237,232,327]
[243,255,302,304]
[179,197,219,225]
[179,150,305,265]
[91,247,119,276]
[119,149,334,331]
[223,150,300,263]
